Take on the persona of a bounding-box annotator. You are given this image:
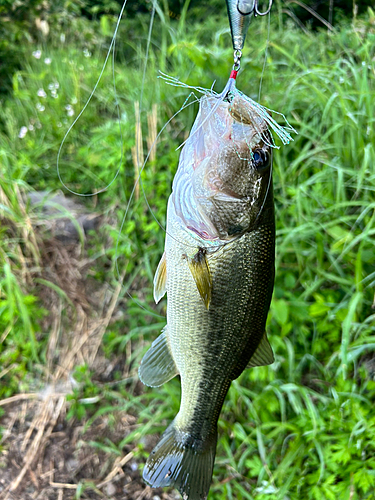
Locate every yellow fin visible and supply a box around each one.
[247,332,274,368]
[187,248,212,310]
[154,251,167,304]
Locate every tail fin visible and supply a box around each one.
[143,423,217,500]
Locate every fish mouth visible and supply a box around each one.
[171,94,273,242]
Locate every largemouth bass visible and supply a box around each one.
[139,90,275,500]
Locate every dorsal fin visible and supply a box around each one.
[186,248,212,310]
[154,251,167,304]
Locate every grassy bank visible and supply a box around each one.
[1,4,375,499]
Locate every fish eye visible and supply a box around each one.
[252,149,270,171]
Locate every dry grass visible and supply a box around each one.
[0,192,171,499]
[0,397,177,500]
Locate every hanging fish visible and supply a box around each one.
[138,72,294,500]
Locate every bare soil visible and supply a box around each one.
[0,400,177,500]
[0,194,176,500]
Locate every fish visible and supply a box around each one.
[139,89,276,500]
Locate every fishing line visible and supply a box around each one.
[113,0,171,313]
[57,1,293,314]
[258,11,271,102]
[55,0,164,313]
[140,3,156,114]
[114,92,204,285]
[115,3,213,282]
[56,0,129,197]
[114,2,201,295]
[112,1,199,279]
[112,2,124,202]
[113,0,156,272]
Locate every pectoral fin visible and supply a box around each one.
[246,332,274,368]
[187,249,212,310]
[139,327,178,387]
[154,251,167,304]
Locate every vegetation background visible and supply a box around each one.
[0,0,374,499]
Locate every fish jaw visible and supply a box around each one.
[171,95,272,241]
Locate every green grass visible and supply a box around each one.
[1,3,375,499]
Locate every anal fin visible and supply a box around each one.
[187,248,212,310]
[154,251,167,304]
[139,327,178,387]
[246,332,274,368]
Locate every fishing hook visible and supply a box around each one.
[237,0,273,16]
[253,0,273,16]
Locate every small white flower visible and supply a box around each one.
[57,122,62,128]
[71,96,78,105]
[18,126,28,138]
[49,82,60,94]
[255,481,278,494]
[65,104,74,117]
[51,89,58,99]
[37,88,47,98]
[28,124,34,131]
[60,33,66,43]
[44,57,52,65]
[35,120,42,129]
[36,103,45,112]
[83,48,91,58]
[32,50,42,59]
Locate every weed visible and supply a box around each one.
[1,4,375,499]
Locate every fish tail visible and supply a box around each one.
[143,422,217,500]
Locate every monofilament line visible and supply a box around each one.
[56,0,130,197]
[258,12,271,102]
